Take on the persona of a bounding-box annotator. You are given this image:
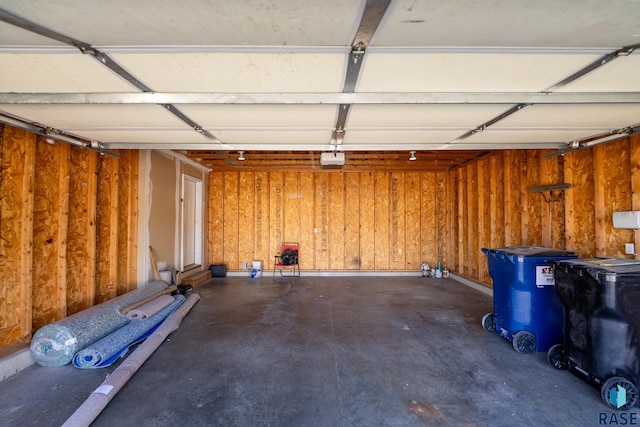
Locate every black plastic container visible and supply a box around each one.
[209,264,227,277]
[548,258,640,410]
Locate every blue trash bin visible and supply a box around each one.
[481,246,578,353]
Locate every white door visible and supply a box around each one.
[181,175,202,270]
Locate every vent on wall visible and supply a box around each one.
[320,152,345,169]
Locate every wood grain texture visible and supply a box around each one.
[208,172,224,264]
[299,172,315,270]
[631,135,640,260]
[594,140,633,257]
[359,172,375,270]
[31,138,69,332]
[563,147,596,257]
[223,172,240,269]
[95,155,119,304]
[344,174,361,269]
[328,173,345,270]
[66,147,97,315]
[390,173,406,270]
[375,173,390,270]
[0,126,35,347]
[405,173,421,270]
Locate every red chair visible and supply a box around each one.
[273,242,300,278]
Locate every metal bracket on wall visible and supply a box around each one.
[529,183,572,203]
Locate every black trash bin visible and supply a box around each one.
[548,258,640,410]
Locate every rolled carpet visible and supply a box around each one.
[73,294,185,369]
[30,281,170,367]
[126,294,176,320]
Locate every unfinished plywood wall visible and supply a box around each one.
[0,125,35,350]
[208,138,640,281]
[0,124,139,353]
[452,135,640,286]
[208,170,449,271]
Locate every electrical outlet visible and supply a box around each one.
[625,243,635,255]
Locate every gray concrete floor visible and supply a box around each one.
[0,275,636,426]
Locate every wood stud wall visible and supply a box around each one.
[208,134,640,288]
[0,125,35,351]
[208,170,450,273]
[2,121,640,354]
[0,124,138,353]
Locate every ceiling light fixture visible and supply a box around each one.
[238,151,245,161]
[409,151,417,161]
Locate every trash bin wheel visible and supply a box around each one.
[512,331,536,353]
[600,376,638,411]
[481,313,495,332]
[547,344,568,370]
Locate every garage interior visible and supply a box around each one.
[1,0,640,425]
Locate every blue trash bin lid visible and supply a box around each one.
[482,246,577,258]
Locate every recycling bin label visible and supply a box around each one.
[535,265,555,287]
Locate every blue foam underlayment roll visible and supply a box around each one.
[72,294,186,369]
[30,281,170,367]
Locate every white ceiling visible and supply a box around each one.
[0,0,639,155]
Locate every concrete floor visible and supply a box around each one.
[0,275,636,426]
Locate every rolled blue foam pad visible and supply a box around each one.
[72,294,185,369]
[30,281,170,367]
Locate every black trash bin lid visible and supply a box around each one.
[482,246,577,258]
[550,257,640,275]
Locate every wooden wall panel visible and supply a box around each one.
[490,153,505,250]
[283,172,300,244]
[201,143,640,282]
[594,140,633,257]
[344,174,360,269]
[269,172,284,263]
[539,152,566,248]
[405,173,421,270]
[328,173,345,270]
[503,151,522,246]
[421,173,437,266]
[375,173,390,270]
[359,173,375,270]
[523,151,539,246]
[447,169,459,272]
[456,168,467,275]
[223,172,240,269]
[95,155,119,304]
[466,165,479,278]
[0,126,35,348]
[314,173,329,270]
[299,172,315,269]
[436,173,448,267]
[66,148,97,315]
[208,172,224,264]
[254,171,270,268]
[390,173,406,269]
[32,138,69,332]
[564,148,596,257]
[238,172,255,270]
[477,158,491,283]
[631,135,640,259]
[117,150,138,294]
[0,125,140,353]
